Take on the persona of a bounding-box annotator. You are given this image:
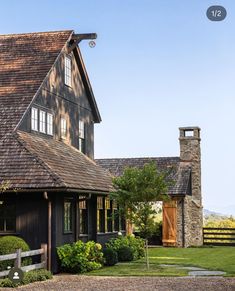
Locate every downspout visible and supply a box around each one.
[44,191,51,271]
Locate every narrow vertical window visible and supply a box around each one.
[64,200,72,232]
[47,113,53,135]
[79,120,85,153]
[61,118,67,139]
[113,200,119,232]
[97,197,105,233]
[105,197,112,232]
[79,197,88,235]
[39,110,46,133]
[31,107,38,131]
[65,56,72,87]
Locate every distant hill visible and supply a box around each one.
[203,209,224,217]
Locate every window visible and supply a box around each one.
[64,200,72,232]
[61,118,67,139]
[113,200,119,231]
[105,197,112,232]
[0,200,16,233]
[31,107,38,131]
[79,197,88,235]
[39,110,46,133]
[65,56,72,87]
[97,197,105,233]
[79,120,85,153]
[47,113,53,135]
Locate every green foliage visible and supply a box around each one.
[22,269,52,285]
[117,246,133,261]
[0,236,32,271]
[105,235,145,261]
[0,269,52,288]
[204,214,235,228]
[111,162,172,239]
[57,241,103,273]
[0,278,16,287]
[103,248,118,266]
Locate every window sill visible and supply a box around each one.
[63,231,73,235]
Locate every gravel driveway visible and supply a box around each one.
[3,275,235,291]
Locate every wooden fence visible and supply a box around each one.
[0,243,47,278]
[203,228,235,246]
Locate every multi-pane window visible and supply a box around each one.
[105,197,112,232]
[0,200,16,232]
[31,107,38,131]
[39,110,46,133]
[79,120,85,153]
[64,200,72,232]
[61,118,67,139]
[79,197,88,235]
[65,56,72,87]
[47,113,53,135]
[113,200,119,231]
[97,197,105,233]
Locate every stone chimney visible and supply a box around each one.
[179,126,203,246]
[179,126,201,203]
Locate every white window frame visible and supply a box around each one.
[47,113,53,136]
[79,120,85,139]
[61,118,67,139]
[39,110,46,133]
[79,120,85,153]
[65,56,72,87]
[31,107,38,131]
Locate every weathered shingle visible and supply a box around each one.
[96,157,191,196]
[0,30,73,139]
[2,131,113,192]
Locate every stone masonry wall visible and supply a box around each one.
[179,127,203,246]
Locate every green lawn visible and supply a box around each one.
[88,247,235,277]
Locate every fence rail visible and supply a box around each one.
[0,243,47,278]
[203,227,235,246]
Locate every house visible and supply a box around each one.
[96,127,203,248]
[0,30,123,273]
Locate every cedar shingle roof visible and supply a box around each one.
[95,157,191,196]
[0,30,73,139]
[0,131,113,192]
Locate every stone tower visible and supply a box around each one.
[179,126,203,246]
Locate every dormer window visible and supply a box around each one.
[39,110,46,133]
[65,56,72,87]
[31,107,38,131]
[47,113,53,135]
[79,120,85,153]
[61,118,67,139]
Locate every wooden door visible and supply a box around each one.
[162,200,177,246]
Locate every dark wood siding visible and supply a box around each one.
[19,49,95,159]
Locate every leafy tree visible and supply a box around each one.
[111,162,172,238]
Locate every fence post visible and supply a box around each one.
[41,244,48,270]
[14,248,21,268]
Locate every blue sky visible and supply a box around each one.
[1,1,235,214]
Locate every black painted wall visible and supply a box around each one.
[18,48,95,159]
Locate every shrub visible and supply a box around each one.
[57,240,103,273]
[0,278,16,288]
[117,246,133,261]
[0,269,52,287]
[0,236,32,271]
[106,235,145,261]
[103,248,118,266]
[22,269,52,285]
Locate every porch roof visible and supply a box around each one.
[0,131,113,193]
[95,157,191,196]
